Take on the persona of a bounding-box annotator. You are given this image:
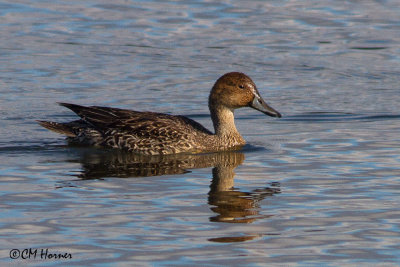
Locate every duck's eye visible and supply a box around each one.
[238,84,245,89]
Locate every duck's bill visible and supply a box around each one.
[250,96,282,118]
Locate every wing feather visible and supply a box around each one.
[59,103,212,148]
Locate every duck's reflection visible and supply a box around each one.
[71,148,280,226]
[208,154,280,224]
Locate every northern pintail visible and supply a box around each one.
[38,72,281,155]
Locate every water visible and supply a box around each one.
[1,0,400,265]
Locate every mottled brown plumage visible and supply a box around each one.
[38,72,281,155]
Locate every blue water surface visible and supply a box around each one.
[1,0,400,266]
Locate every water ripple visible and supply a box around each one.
[1,0,400,265]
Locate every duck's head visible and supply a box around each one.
[209,72,281,118]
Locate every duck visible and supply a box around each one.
[37,72,281,155]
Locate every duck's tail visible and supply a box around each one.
[36,120,76,137]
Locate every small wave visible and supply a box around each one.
[0,142,68,154]
[241,143,270,153]
[282,112,400,122]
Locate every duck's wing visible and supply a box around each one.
[59,102,211,134]
[59,103,140,126]
[59,103,212,153]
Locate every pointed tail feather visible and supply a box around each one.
[58,102,119,125]
[36,120,76,137]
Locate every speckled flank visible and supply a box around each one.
[38,72,281,155]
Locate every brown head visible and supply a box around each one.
[209,72,281,118]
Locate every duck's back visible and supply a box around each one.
[40,103,213,155]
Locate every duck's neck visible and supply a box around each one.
[209,104,245,145]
